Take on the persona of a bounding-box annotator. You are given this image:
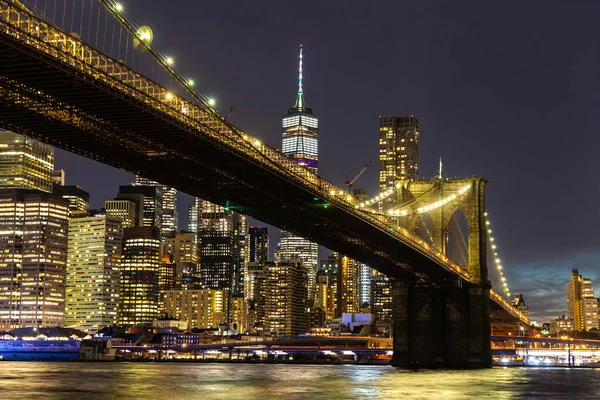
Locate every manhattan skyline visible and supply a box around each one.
[50,0,600,322]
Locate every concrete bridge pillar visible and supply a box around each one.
[390,280,491,369]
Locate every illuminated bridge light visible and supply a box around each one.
[208,98,215,107]
[165,56,174,66]
[114,3,124,12]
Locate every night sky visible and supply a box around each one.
[54,1,600,322]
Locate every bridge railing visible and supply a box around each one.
[489,290,529,324]
[0,0,469,280]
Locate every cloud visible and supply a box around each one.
[501,252,600,323]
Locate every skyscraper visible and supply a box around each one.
[371,273,394,323]
[0,190,69,330]
[54,184,90,218]
[567,269,599,332]
[233,213,248,296]
[375,117,419,315]
[262,259,308,337]
[337,254,361,315]
[248,226,269,264]
[118,185,163,230]
[65,216,122,332]
[133,176,178,237]
[105,198,138,228]
[0,130,54,193]
[119,226,161,325]
[280,45,319,298]
[198,200,234,290]
[378,115,419,195]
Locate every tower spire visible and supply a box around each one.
[294,44,305,110]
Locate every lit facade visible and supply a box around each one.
[0,130,54,193]
[567,269,599,332]
[337,254,361,315]
[133,176,178,237]
[105,199,138,228]
[54,184,89,218]
[262,260,308,337]
[0,190,69,330]
[230,295,248,333]
[248,226,269,265]
[163,289,228,330]
[280,45,319,300]
[198,200,247,293]
[118,185,163,231]
[314,272,336,321]
[371,273,394,322]
[378,115,419,199]
[160,231,200,294]
[118,226,161,325]
[65,216,122,332]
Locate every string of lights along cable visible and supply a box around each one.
[485,213,511,298]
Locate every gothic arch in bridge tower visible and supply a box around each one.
[393,177,488,284]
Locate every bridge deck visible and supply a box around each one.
[0,1,527,323]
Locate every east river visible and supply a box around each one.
[0,362,599,399]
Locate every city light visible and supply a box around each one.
[208,98,216,107]
[114,3,124,12]
[486,215,510,297]
[165,56,174,66]
[187,79,195,86]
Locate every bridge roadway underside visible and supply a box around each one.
[0,29,458,282]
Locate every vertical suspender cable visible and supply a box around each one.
[87,0,93,41]
[94,7,100,48]
[69,0,75,33]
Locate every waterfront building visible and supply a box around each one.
[0,190,69,330]
[248,226,269,264]
[163,289,229,329]
[118,226,161,325]
[230,295,248,333]
[549,315,574,335]
[337,254,361,315]
[118,185,163,230]
[0,130,54,193]
[567,269,599,331]
[279,45,319,299]
[133,176,178,237]
[371,273,394,323]
[262,259,308,337]
[64,216,122,332]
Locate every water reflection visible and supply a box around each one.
[0,362,598,399]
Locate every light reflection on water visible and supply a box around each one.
[0,362,598,399]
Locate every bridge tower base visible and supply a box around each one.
[390,280,492,369]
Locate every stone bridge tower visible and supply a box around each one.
[389,177,492,368]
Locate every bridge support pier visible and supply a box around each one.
[390,280,491,369]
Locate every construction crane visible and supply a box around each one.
[345,160,374,192]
